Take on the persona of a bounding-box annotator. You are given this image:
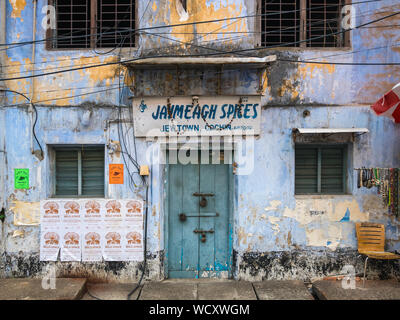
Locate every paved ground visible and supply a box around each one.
[0,278,87,300]
[313,279,400,300]
[1,278,399,300]
[83,279,313,300]
[253,280,314,300]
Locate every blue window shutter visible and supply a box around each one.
[295,147,318,194]
[81,148,105,197]
[321,147,344,194]
[295,145,346,195]
[55,150,79,196]
[54,146,104,197]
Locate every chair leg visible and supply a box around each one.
[363,256,369,288]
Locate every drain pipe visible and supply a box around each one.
[29,0,38,154]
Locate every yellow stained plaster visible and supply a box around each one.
[10,201,40,226]
[298,61,335,80]
[278,79,299,101]
[7,54,122,106]
[278,61,336,101]
[4,56,31,104]
[75,56,120,87]
[158,0,247,45]
[9,0,26,19]
[261,69,270,95]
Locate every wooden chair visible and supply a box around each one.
[356,222,400,287]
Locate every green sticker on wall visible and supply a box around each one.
[14,169,29,189]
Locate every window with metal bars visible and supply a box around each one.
[54,146,105,197]
[260,0,348,48]
[295,145,347,194]
[48,0,136,49]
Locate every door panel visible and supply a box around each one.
[168,155,231,278]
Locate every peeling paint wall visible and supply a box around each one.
[1,0,400,281]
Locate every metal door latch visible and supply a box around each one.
[193,192,214,197]
[193,229,214,243]
[193,229,214,234]
[179,213,219,222]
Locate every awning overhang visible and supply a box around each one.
[293,128,369,134]
[125,55,277,68]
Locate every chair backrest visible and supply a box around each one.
[355,222,385,252]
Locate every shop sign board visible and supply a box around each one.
[132,96,261,137]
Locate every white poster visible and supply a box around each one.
[82,227,103,262]
[132,95,262,137]
[41,200,62,225]
[82,199,104,225]
[39,226,61,261]
[104,200,124,226]
[40,200,62,261]
[60,226,81,261]
[124,200,143,223]
[103,229,125,261]
[61,200,82,226]
[40,199,144,262]
[124,227,144,261]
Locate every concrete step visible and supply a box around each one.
[252,280,314,300]
[82,282,140,300]
[0,278,87,300]
[312,279,400,300]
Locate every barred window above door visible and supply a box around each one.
[48,0,136,49]
[260,0,348,48]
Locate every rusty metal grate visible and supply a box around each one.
[260,0,347,47]
[55,0,91,48]
[306,0,346,47]
[261,0,301,47]
[97,0,136,48]
[52,0,135,49]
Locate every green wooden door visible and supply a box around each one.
[168,158,231,278]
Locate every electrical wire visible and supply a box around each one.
[127,182,148,300]
[0,0,385,50]
[3,39,400,107]
[1,9,399,84]
[0,89,43,156]
[0,2,395,77]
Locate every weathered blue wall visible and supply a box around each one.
[1,0,400,281]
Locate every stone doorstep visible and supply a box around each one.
[0,278,87,300]
[312,280,400,300]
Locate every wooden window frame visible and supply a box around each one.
[295,144,348,195]
[46,0,138,51]
[256,0,351,49]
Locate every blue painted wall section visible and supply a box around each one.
[0,0,399,281]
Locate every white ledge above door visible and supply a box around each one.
[124,55,277,68]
